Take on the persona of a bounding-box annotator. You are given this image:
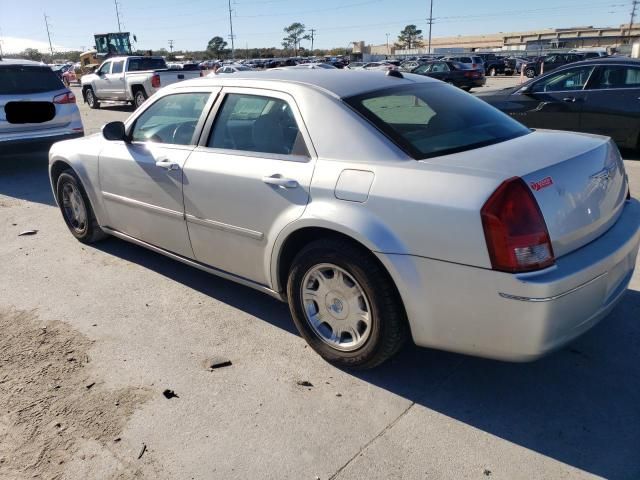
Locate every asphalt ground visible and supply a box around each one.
[0,79,638,480]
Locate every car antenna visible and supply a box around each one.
[386,69,403,79]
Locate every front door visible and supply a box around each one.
[99,90,215,258]
[94,61,112,97]
[507,65,595,131]
[182,89,316,286]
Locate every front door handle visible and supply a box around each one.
[262,175,299,189]
[155,158,180,171]
[562,97,581,103]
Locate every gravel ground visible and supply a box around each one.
[0,84,638,480]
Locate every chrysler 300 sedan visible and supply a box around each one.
[49,70,640,368]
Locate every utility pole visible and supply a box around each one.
[386,33,390,54]
[227,0,235,59]
[629,0,638,42]
[44,13,54,58]
[310,28,316,52]
[168,40,174,53]
[114,0,122,32]
[427,0,434,54]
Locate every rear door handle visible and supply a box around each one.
[262,175,299,189]
[155,158,180,171]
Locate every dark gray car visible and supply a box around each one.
[477,57,640,150]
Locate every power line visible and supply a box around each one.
[43,13,54,57]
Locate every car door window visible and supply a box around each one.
[431,62,448,73]
[130,93,211,145]
[591,65,640,90]
[111,61,124,74]
[413,64,430,74]
[531,66,595,93]
[97,62,111,75]
[208,93,309,157]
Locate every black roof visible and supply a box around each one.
[573,56,640,66]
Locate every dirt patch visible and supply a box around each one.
[0,308,151,479]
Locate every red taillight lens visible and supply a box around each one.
[151,74,161,88]
[481,177,555,273]
[53,92,76,104]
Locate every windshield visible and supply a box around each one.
[344,84,530,160]
[0,66,65,95]
[127,58,167,72]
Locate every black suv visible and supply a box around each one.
[523,53,585,78]
[476,53,508,76]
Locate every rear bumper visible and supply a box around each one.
[0,130,84,154]
[377,198,640,361]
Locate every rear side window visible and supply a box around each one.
[345,84,530,160]
[127,58,167,72]
[0,66,64,94]
[208,93,309,157]
[591,66,640,89]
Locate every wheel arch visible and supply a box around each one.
[49,159,74,204]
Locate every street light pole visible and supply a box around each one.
[427,0,434,54]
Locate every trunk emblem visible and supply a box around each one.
[590,165,615,188]
[530,176,553,192]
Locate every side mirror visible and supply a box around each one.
[102,121,127,142]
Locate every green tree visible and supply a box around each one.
[21,48,43,61]
[396,25,424,49]
[282,22,310,56]
[207,36,228,58]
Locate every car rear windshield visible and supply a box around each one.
[127,58,167,72]
[0,65,64,95]
[344,84,530,160]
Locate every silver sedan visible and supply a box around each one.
[48,70,640,368]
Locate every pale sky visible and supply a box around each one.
[0,0,633,53]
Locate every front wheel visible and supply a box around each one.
[287,238,408,369]
[56,170,107,244]
[85,88,99,109]
[525,68,536,78]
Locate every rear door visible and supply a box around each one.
[580,64,640,147]
[182,88,316,286]
[507,65,594,130]
[0,64,72,135]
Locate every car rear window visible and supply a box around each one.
[344,84,530,160]
[127,58,167,72]
[0,66,64,95]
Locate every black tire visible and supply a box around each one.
[133,88,147,109]
[56,170,107,244]
[525,68,536,78]
[287,238,408,369]
[461,86,471,92]
[85,87,100,109]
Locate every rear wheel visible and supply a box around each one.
[134,89,147,109]
[56,170,107,244]
[287,238,408,369]
[85,88,99,109]
[525,68,536,78]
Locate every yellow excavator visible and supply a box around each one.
[79,32,135,76]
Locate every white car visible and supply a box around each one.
[48,70,639,368]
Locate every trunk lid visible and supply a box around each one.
[426,130,628,258]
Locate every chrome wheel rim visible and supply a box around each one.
[301,263,372,352]
[86,90,94,106]
[135,93,145,108]
[61,182,87,233]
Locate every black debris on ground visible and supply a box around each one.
[162,389,179,399]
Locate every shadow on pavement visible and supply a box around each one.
[94,234,640,479]
[0,153,56,206]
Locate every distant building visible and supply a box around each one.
[356,24,640,58]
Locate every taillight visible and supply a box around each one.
[151,74,161,88]
[481,177,555,273]
[53,92,76,104]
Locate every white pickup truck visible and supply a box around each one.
[81,56,202,109]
